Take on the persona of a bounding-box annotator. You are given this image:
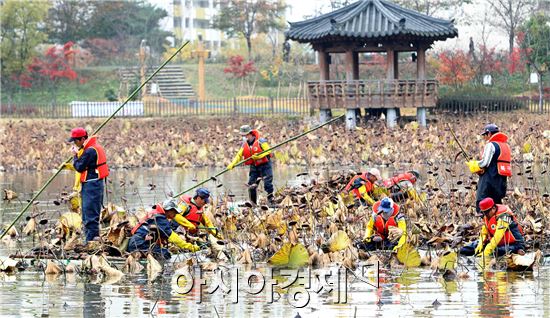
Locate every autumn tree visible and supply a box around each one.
[0,0,48,103]
[27,42,80,105]
[224,55,257,96]
[433,50,475,87]
[213,0,287,60]
[519,13,550,113]
[487,0,535,55]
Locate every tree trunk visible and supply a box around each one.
[538,72,543,113]
[246,36,252,60]
[508,29,514,55]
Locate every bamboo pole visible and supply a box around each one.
[0,41,190,240]
[172,114,345,198]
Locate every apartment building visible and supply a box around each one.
[172,0,226,53]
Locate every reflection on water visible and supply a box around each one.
[2,266,548,317]
[1,167,550,317]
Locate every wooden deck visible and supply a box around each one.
[308,79,438,109]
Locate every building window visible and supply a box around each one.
[194,0,209,8]
[193,18,210,29]
[174,17,182,28]
[185,18,190,28]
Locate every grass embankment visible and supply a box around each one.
[2,63,319,104]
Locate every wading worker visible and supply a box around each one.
[358,197,407,252]
[227,125,274,206]
[128,199,200,260]
[343,168,382,206]
[67,127,109,243]
[459,198,525,262]
[176,188,223,239]
[467,124,511,212]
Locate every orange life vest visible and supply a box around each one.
[484,204,524,246]
[242,130,270,166]
[79,136,109,182]
[130,204,166,235]
[488,133,512,177]
[346,173,374,200]
[382,172,416,189]
[372,201,401,240]
[179,195,203,233]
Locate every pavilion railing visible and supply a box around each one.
[307,79,438,109]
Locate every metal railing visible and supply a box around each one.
[0,97,311,118]
[435,96,550,114]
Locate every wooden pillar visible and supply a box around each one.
[416,47,426,80]
[386,48,397,128]
[318,49,331,123]
[352,51,359,79]
[344,48,357,130]
[386,49,395,79]
[416,46,427,127]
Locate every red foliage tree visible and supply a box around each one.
[506,32,528,74]
[223,55,256,79]
[478,45,504,75]
[27,41,80,103]
[434,50,475,86]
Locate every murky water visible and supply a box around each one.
[1,167,550,317]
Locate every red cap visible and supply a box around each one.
[479,198,495,211]
[67,127,87,142]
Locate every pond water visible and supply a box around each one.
[1,167,550,317]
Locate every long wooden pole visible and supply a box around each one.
[172,114,345,198]
[0,41,190,240]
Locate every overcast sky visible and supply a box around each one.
[152,0,509,51]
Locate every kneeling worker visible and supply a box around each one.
[176,188,223,240]
[344,168,382,206]
[460,198,525,259]
[128,199,200,260]
[359,197,407,252]
[382,170,421,203]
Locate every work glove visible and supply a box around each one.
[474,242,484,256]
[168,232,199,252]
[227,162,235,170]
[466,160,482,174]
[251,154,262,161]
[61,162,76,171]
[213,229,224,240]
[392,245,400,253]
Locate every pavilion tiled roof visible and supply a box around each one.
[286,0,458,43]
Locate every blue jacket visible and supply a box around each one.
[73,148,99,180]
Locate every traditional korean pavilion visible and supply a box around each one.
[285,0,458,128]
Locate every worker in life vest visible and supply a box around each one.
[358,198,407,252]
[459,198,525,260]
[227,125,274,206]
[466,124,512,212]
[66,127,109,243]
[127,199,201,260]
[344,168,382,206]
[175,188,223,240]
[381,170,421,203]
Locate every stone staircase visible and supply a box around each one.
[118,64,195,99]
